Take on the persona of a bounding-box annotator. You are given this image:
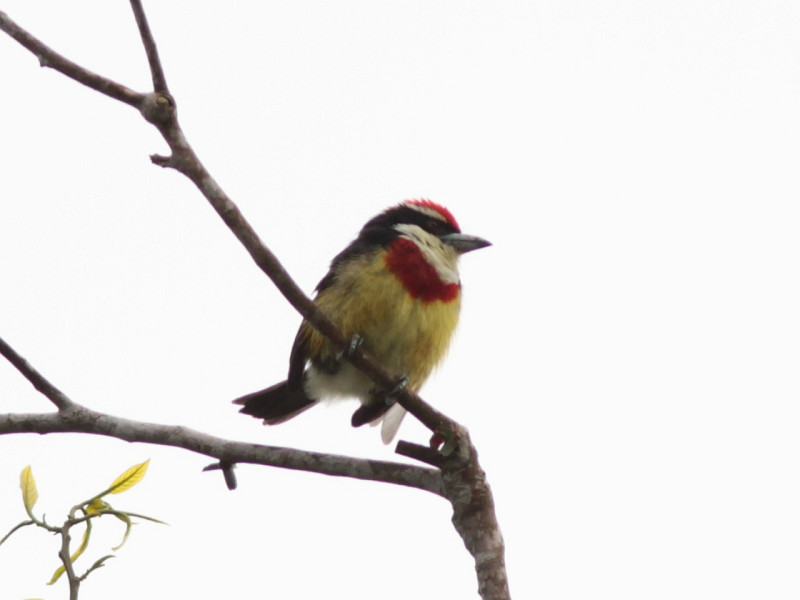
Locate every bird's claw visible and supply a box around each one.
[430,429,459,456]
[384,375,409,405]
[336,334,364,363]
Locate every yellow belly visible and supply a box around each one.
[301,251,461,390]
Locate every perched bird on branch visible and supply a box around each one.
[234,200,490,443]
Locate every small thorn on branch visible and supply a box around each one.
[202,460,237,490]
[395,441,445,468]
[150,154,172,167]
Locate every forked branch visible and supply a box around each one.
[0,3,509,598]
[0,335,443,495]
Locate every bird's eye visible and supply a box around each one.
[426,219,445,234]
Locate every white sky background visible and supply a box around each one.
[1,1,799,598]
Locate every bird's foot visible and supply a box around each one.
[351,375,408,427]
[429,432,446,450]
[385,375,409,405]
[335,334,363,363]
[430,428,460,456]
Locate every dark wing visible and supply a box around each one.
[290,220,399,382]
[287,326,310,391]
[314,225,397,293]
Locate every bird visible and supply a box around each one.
[234,199,490,444]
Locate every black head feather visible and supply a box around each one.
[315,201,460,292]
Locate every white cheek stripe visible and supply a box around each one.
[393,223,461,285]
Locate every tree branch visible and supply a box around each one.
[0,2,450,446]
[0,335,74,412]
[0,11,144,108]
[58,525,80,600]
[0,5,510,598]
[125,1,454,438]
[130,0,169,94]
[0,335,443,496]
[0,409,445,495]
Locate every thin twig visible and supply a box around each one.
[0,336,74,411]
[0,11,144,108]
[58,525,80,600]
[395,441,446,468]
[129,0,169,94]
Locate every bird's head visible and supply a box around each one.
[358,199,491,303]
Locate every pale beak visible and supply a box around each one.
[440,233,492,254]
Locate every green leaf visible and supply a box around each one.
[125,511,168,525]
[108,459,150,495]
[86,554,115,575]
[0,520,34,546]
[19,466,38,517]
[111,513,133,551]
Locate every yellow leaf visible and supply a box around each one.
[19,466,38,516]
[108,459,150,495]
[48,564,65,585]
[48,522,92,585]
[86,498,110,514]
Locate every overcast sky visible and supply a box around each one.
[2,1,800,599]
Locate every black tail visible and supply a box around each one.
[350,399,392,427]
[233,381,317,425]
